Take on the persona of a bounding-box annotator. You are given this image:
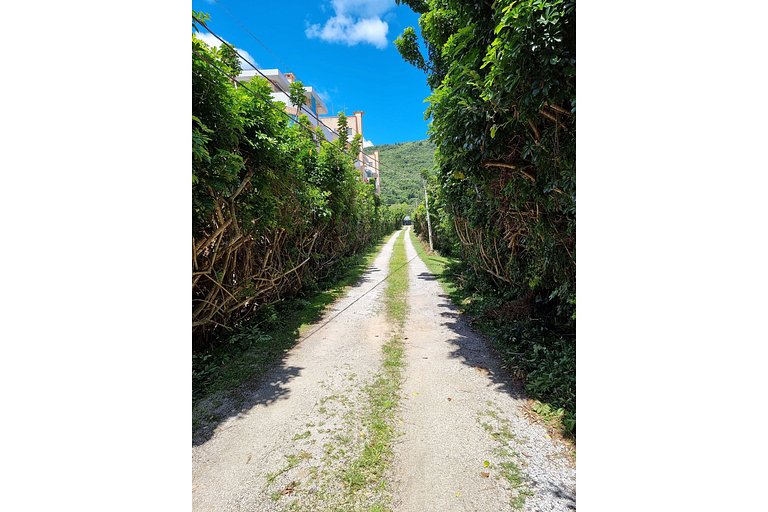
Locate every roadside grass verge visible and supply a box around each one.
[193,232,395,432]
[407,228,458,298]
[408,229,575,440]
[342,229,408,510]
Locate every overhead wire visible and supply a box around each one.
[192,53,385,179]
[192,14,384,170]
[193,48,373,171]
[216,2,293,74]
[298,248,418,344]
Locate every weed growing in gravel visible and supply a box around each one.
[266,451,313,486]
[409,228,575,437]
[341,230,409,511]
[478,408,533,510]
[193,234,393,435]
[292,431,312,441]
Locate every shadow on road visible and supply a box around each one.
[193,364,303,446]
[193,254,387,447]
[417,269,576,509]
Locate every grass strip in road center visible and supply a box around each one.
[342,229,409,511]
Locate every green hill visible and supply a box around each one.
[367,140,436,208]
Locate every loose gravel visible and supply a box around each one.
[192,231,401,511]
[192,228,576,511]
[390,228,576,511]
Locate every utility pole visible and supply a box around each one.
[423,178,434,252]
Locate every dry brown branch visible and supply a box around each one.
[539,109,568,130]
[544,103,572,116]
[192,237,198,271]
[528,119,541,142]
[231,170,254,200]
[482,161,535,182]
[194,218,233,256]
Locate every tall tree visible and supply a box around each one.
[288,80,307,119]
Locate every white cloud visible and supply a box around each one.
[195,33,257,70]
[363,139,374,148]
[306,1,395,49]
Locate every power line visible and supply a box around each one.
[193,48,391,195]
[299,249,418,344]
[193,48,373,170]
[216,2,293,73]
[192,14,383,170]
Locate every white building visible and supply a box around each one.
[237,69,337,141]
[236,68,380,194]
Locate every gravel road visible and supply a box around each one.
[192,228,575,511]
[391,229,576,511]
[192,230,401,511]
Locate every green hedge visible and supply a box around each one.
[192,17,401,348]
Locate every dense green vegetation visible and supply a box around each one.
[192,14,402,351]
[367,140,435,208]
[395,0,576,434]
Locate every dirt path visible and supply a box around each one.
[391,229,576,511]
[192,230,402,511]
[192,228,575,511]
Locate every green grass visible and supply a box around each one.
[478,407,532,510]
[291,431,312,441]
[341,229,409,511]
[193,232,396,431]
[407,228,457,297]
[265,450,313,486]
[384,232,410,325]
[530,401,567,429]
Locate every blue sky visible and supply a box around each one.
[193,0,432,145]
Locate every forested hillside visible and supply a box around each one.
[368,140,435,208]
